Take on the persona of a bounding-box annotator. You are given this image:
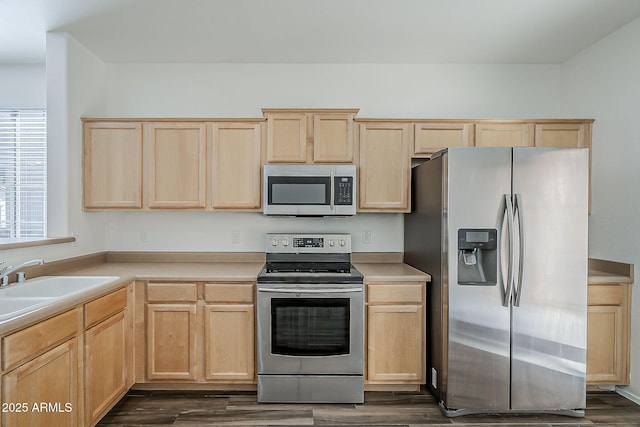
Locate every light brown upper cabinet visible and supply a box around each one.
[265,112,307,162]
[357,121,411,212]
[534,122,590,148]
[83,121,143,208]
[413,122,473,156]
[146,122,207,208]
[263,109,358,163]
[313,114,355,162]
[475,122,534,147]
[208,122,262,210]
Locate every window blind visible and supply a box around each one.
[0,109,47,239]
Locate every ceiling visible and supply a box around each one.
[2,0,640,65]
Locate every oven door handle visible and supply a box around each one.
[258,287,362,294]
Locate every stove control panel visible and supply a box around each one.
[266,233,351,253]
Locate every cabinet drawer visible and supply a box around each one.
[367,284,424,304]
[2,308,79,371]
[204,283,254,303]
[588,285,625,306]
[85,287,128,328]
[147,282,197,302]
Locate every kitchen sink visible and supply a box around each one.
[0,276,120,298]
[0,297,57,321]
[0,276,120,322]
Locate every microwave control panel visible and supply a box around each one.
[334,176,354,205]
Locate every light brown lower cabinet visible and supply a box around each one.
[2,338,79,427]
[84,311,129,425]
[204,304,254,381]
[146,303,199,381]
[366,282,426,387]
[84,286,133,426]
[143,281,256,384]
[587,283,631,385]
[0,284,133,427]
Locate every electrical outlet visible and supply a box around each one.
[362,231,371,244]
[232,230,240,244]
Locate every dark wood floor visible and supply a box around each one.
[97,389,640,426]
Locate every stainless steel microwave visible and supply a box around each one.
[263,164,357,216]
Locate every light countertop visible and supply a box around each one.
[2,255,630,336]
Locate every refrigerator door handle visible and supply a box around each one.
[513,193,526,307]
[502,194,515,307]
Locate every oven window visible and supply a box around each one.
[271,298,350,356]
[268,176,330,205]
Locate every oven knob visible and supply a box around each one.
[329,240,335,247]
[271,238,278,247]
[282,239,289,247]
[339,239,346,247]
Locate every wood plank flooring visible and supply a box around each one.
[97,390,640,426]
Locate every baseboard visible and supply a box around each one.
[616,386,640,405]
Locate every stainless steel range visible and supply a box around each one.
[256,233,364,403]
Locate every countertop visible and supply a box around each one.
[353,262,431,282]
[0,257,429,335]
[1,255,630,336]
[63,261,265,283]
[588,258,634,284]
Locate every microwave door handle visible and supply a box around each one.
[330,171,335,211]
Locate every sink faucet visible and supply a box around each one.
[0,259,45,286]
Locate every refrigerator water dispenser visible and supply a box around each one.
[457,228,497,285]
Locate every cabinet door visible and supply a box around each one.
[146,122,206,208]
[266,113,307,163]
[204,304,255,382]
[413,123,473,156]
[313,113,354,162]
[85,311,128,425]
[475,123,534,147]
[83,122,143,208]
[358,123,410,211]
[2,339,78,427]
[535,123,589,148]
[146,304,198,380]
[587,305,625,384]
[586,284,630,385]
[367,304,424,383]
[208,122,261,209]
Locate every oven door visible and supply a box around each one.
[257,285,364,375]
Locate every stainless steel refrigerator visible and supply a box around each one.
[404,147,588,417]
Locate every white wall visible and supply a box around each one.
[0,64,45,108]
[562,17,640,402]
[0,34,108,267]
[104,63,564,119]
